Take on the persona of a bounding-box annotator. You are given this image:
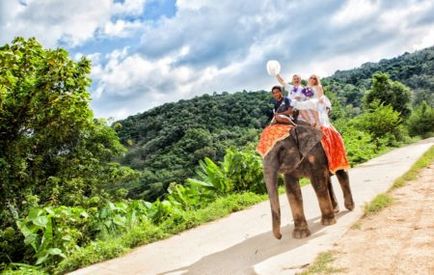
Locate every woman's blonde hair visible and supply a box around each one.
[309,74,322,87]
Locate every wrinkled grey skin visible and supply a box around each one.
[263,124,354,239]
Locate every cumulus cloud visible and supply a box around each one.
[0,0,152,47]
[112,0,147,16]
[0,0,113,47]
[1,0,434,119]
[102,19,143,37]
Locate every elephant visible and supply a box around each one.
[262,123,354,240]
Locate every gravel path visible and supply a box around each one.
[329,162,434,275]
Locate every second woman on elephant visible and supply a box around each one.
[291,75,350,173]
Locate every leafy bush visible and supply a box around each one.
[341,127,378,164]
[363,72,412,118]
[350,101,404,146]
[223,149,266,193]
[166,181,215,211]
[91,200,149,239]
[16,206,90,267]
[406,101,434,137]
[187,157,234,195]
[184,149,266,195]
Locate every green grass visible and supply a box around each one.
[0,263,48,275]
[298,251,346,275]
[54,192,266,274]
[392,145,434,189]
[363,193,394,216]
[350,221,362,230]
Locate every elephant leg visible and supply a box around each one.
[284,174,310,239]
[311,173,336,226]
[328,176,340,213]
[336,170,355,211]
[264,162,282,239]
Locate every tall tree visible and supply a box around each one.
[363,72,412,118]
[0,36,137,233]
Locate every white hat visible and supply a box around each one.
[266,60,281,76]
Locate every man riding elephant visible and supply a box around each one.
[270,86,294,125]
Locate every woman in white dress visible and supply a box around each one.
[292,75,350,173]
[291,74,331,128]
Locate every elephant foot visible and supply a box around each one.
[321,216,336,226]
[333,205,340,213]
[345,199,355,211]
[273,228,282,240]
[292,227,311,239]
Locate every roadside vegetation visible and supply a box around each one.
[298,251,346,275]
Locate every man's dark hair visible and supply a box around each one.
[271,86,282,93]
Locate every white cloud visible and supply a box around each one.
[176,0,212,11]
[331,0,379,26]
[0,0,151,47]
[413,28,434,50]
[0,0,113,47]
[112,0,147,16]
[103,19,143,37]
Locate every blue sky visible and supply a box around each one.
[1,0,434,119]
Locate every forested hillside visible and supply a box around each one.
[115,91,272,200]
[116,46,434,201]
[325,46,434,108]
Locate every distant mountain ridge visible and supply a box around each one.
[326,46,434,105]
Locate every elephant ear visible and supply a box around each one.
[290,125,323,157]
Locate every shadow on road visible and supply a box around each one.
[160,211,351,275]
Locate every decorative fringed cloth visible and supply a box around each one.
[320,126,350,174]
[256,124,294,158]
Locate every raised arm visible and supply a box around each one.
[275,73,286,86]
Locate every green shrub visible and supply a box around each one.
[91,200,149,239]
[223,149,266,193]
[16,206,90,267]
[363,72,412,118]
[350,101,405,146]
[406,101,434,137]
[184,149,266,196]
[166,181,215,211]
[341,127,378,164]
[187,157,233,195]
[145,199,182,224]
[0,263,47,275]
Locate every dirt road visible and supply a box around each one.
[327,163,434,274]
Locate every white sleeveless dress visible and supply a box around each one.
[291,86,332,127]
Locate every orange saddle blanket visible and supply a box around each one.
[256,124,294,158]
[256,124,350,174]
[320,126,350,174]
